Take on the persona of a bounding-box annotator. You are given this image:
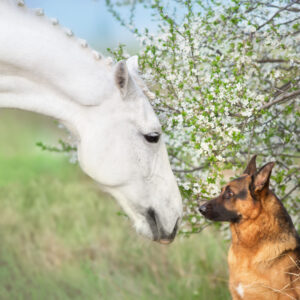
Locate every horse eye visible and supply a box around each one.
[144,132,160,143]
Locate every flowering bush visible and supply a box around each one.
[43,0,299,235]
[106,0,300,235]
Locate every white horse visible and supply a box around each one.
[0,0,182,243]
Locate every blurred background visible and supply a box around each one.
[0,1,229,299]
[26,0,155,52]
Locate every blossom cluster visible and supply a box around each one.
[108,0,300,234]
[46,0,299,235]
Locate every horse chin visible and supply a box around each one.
[100,186,181,243]
[135,226,174,244]
[158,239,173,245]
[133,215,178,244]
[133,218,155,240]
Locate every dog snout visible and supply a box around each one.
[199,203,208,215]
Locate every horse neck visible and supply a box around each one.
[0,1,114,131]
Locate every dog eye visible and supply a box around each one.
[224,190,234,199]
[144,132,160,143]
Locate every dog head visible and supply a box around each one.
[199,155,275,223]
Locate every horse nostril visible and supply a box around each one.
[145,208,159,240]
[146,208,157,225]
[199,204,207,215]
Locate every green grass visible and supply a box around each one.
[0,110,230,300]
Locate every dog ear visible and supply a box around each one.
[243,155,257,176]
[253,162,275,192]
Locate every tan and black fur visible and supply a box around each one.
[199,156,300,300]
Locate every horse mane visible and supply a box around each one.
[0,0,117,107]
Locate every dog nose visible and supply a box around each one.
[199,204,207,215]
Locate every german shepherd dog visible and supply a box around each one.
[199,156,300,300]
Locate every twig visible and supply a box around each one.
[173,165,206,173]
[261,90,300,110]
[257,2,295,31]
[256,59,288,64]
[281,184,300,201]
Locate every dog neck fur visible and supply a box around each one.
[230,191,298,265]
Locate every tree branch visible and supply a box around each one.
[256,59,287,64]
[257,2,295,31]
[276,16,300,26]
[261,89,300,110]
[281,184,300,201]
[265,3,300,13]
[173,165,206,173]
[273,79,300,98]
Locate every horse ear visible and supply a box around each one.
[243,155,257,175]
[253,162,275,192]
[126,55,139,75]
[114,60,129,97]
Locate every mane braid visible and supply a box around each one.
[2,0,155,103]
[14,0,108,65]
[0,0,126,110]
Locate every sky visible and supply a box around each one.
[26,0,154,53]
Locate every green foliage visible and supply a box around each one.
[36,140,76,153]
